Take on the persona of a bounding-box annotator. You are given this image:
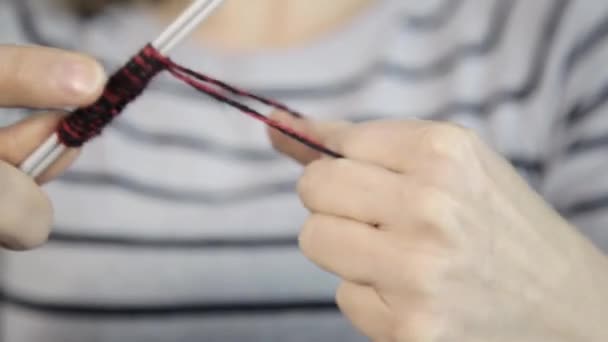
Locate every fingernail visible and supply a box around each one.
[52,58,105,98]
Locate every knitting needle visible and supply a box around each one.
[21,0,225,177]
[154,0,225,54]
[20,0,225,178]
[23,0,226,176]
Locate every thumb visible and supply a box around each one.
[267,111,351,165]
[0,161,52,250]
[0,112,81,250]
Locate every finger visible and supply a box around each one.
[268,111,351,165]
[321,119,475,175]
[0,160,52,250]
[0,112,80,183]
[336,281,393,341]
[298,157,404,226]
[393,311,445,342]
[300,214,451,295]
[298,156,466,247]
[0,44,106,108]
[299,214,398,285]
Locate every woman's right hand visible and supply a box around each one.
[0,44,105,250]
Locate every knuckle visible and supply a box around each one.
[419,122,477,163]
[334,282,350,310]
[393,249,449,296]
[297,159,325,197]
[297,159,346,205]
[392,312,444,342]
[414,187,452,227]
[335,123,382,158]
[416,156,460,189]
[298,215,323,259]
[410,186,464,248]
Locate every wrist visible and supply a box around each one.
[570,239,608,340]
[537,228,608,341]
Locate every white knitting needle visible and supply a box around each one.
[20,0,225,178]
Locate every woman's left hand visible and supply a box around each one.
[269,113,608,341]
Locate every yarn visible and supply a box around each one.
[58,45,164,147]
[58,44,342,158]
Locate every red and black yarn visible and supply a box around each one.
[58,46,164,147]
[58,44,342,158]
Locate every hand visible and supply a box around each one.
[0,44,105,250]
[269,113,608,341]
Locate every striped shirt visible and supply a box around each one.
[1,0,608,340]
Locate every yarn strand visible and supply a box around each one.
[58,44,342,159]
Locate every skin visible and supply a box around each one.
[0,44,105,250]
[268,112,608,341]
[153,0,375,50]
